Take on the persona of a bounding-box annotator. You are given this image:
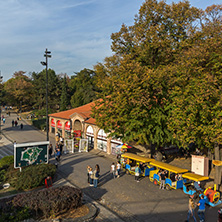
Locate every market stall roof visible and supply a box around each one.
[182,172,209,181]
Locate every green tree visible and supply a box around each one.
[111,0,201,68]
[31,69,60,113]
[69,68,98,108]
[167,4,222,151]
[92,0,202,149]
[4,71,34,108]
[60,75,69,111]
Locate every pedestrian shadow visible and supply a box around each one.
[82,186,107,202]
[97,170,116,186]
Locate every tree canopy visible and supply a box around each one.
[92,1,222,151]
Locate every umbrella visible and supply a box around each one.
[116,143,132,149]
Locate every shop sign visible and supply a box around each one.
[57,120,62,129]
[65,121,70,131]
[51,119,55,127]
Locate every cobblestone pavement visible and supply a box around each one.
[0,111,221,221]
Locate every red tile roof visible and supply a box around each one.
[49,101,96,124]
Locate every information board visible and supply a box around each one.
[14,141,49,168]
[191,155,209,176]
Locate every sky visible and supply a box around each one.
[0,0,220,81]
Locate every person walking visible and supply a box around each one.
[159,170,166,189]
[93,164,100,188]
[12,120,14,127]
[49,144,53,158]
[111,162,116,179]
[197,195,206,222]
[87,165,91,183]
[187,194,197,222]
[116,161,121,178]
[20,123,23,130]
[135,164,140,182]
[89,167,94,186]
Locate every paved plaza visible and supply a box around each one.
[0,111,221,221]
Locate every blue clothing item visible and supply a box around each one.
[89,178,93,185]
[135,166,139,173]
[198,209,205,221]
[199,199,206,210]
[187,209,197,222]
[94,178,98,188]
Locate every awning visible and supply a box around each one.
[182,172,209,181]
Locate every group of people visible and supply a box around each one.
[186,194,206,222]
[48,134,64,163]
[12,116,23,129]
[110,161,121,179]
[87,164,100,188]
[1,115,6,124]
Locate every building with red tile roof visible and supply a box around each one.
[49,101,122,155]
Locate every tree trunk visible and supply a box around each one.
[214,143,220,190]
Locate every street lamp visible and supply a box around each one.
[41,49,51,141]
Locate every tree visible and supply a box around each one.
[60,75,69,111]
[92,0,202,149]
[69,69,98,108]
[111,0,202,68]
[93,56,172,148]
[4,71,34,108]
[31,69,60,112]
[167,4,222,151]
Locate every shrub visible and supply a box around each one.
[6,163,56,190]
[0,167,7,184]
[0,196,31,222]
[0,156,14,184]
[12,186,82,218]
[31,118,46,130]
[0,156,14,168]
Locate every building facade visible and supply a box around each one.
[49,101,122,155]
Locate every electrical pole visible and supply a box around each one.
[41,49,51,141]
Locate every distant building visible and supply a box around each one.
[49,101,122,155]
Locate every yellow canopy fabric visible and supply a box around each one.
[121,153,154,163]
[182,172,209,181]
[150,160,188,173]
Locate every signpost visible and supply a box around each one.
[14,141,49,170]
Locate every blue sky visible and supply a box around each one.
[0,0,220,81]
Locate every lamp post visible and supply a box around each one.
[41,49,51,141]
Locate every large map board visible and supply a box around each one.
[14,141,49,168]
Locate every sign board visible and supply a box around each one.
[64,139,74,153]
[79,139,88,152]
[14,141,49,168]
[191,155,209,176]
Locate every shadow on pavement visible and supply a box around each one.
[82,186,107,202]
